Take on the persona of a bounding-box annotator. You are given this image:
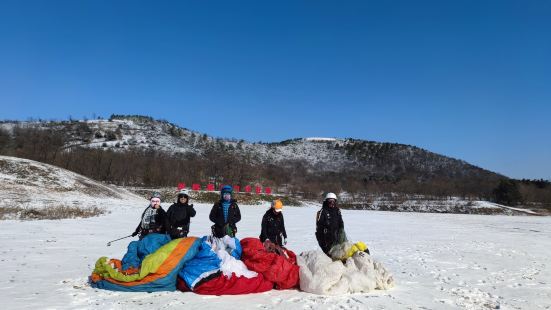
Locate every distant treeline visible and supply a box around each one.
[1,126,550,206]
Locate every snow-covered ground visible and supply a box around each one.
[1,201,550,309]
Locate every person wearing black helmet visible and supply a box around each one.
[167,190,197,239]
[132,192,169,240]
[209,185,241,238]
[315,192,345,255]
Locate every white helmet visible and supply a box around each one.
[325,192,337,201]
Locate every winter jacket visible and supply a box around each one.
[133,205,169,239]
[209,199,241,238]
[315,200,344,254]
[259,209,287,246]
[167,202,197,239]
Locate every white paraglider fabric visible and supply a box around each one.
[297,250,394,295]
[211,235,257,279]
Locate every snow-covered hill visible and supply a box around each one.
[0,155,144,218]
[0,116,498,178]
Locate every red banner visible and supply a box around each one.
[187,183,273,195]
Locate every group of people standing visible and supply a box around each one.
[131,190,196,240]
[131,186,346,255]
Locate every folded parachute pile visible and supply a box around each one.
[177,235,273,295]
[297,241,394,295]
[90,233,393,296]
[90,234,201,292]
[240,238,300,289]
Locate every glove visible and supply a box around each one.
[131,231,138,237]
[224,224,235,237]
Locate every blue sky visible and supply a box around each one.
[0,1,550,179]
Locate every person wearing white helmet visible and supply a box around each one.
[167,190,197,239]
[315,192,345,255]
[132,192,169,240]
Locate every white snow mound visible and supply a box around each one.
[0,155,144,211]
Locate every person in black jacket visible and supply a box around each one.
[167,190,196,239]
[315,192,345,255]
[259,199,287,247]
[132,192,169,240]
[209,185,241,238]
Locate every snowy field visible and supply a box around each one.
[1,201,550,309]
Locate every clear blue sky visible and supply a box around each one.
[0,1,550,180]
